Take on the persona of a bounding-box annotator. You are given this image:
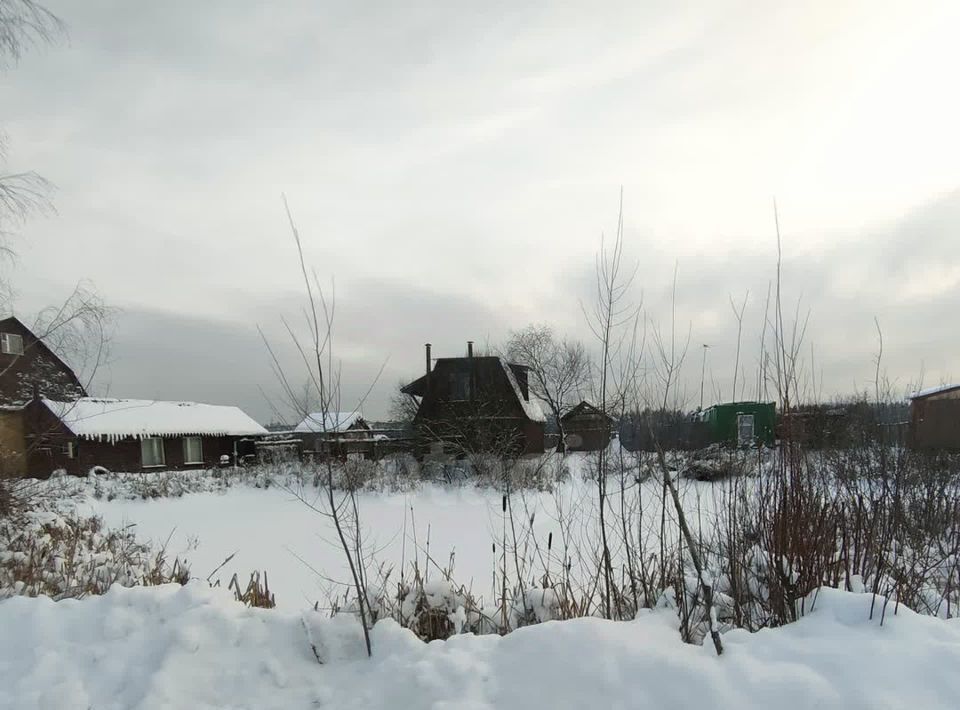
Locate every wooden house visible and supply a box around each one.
[0,316,87,475]
[23,397,267,477]
[0,316,86,407]
[401,343,545,456]
[908,384,960,450]
[560,401,615,452]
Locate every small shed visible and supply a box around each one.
[24,397,267,477]
[294,411,373,459]
[560,401,615,452]
[698,401,776,447]
[294,411,371,439]
[908,384,960,450]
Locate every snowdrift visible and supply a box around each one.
[2,583,960,709]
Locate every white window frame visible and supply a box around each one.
[183,436,203,465]
[1,332,24,355]
[141,437,166,468]
[63,441,76,459]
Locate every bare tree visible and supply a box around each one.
[0,0,64,66]
[0,283,114,400]
[642,264,723,654]
[0,282,113,494]
[0,5,119,495]
[583,190,639,619]
[28,283,113,387]
[649,263,691,412]
[260,199,375,657]
[729,290,748,401]
[504,324,590,452]
[0,1,64,241]
[388,380,419,425]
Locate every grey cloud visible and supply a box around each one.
[554,189,960,404]
[6,0,960,417]
[92,277,514,424]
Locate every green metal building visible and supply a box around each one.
[697,401,776,447]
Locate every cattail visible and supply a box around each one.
[502,494,507,512]
[548,532,553,551]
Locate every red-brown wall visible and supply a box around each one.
[910,397,960,450]
[22,399,247,477]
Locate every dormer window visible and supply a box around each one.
[0,332,23,355]
[449,371,472,400]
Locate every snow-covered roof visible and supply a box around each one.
[907,384,960,400]
[498,359,545,422]
[294,411,367,433]
[43,398,268,442]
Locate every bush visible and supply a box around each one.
[0,508,190,600]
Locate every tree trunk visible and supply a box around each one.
[555,418,567,454]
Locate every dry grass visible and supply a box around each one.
[227,570,276,609]
[0,508,191,600]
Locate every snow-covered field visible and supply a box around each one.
[86,482,525,610]
[5,461,960,708]
[2,581,959,709]
[71,461,726,612]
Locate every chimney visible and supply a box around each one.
[425,343,432,375]
[467,341,474,358]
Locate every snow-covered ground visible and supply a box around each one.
[85,482,519,610]
[2,581,959,709]
[75,467,722,612]
[6,461,960,707]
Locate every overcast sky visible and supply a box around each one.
[4,0,960,422]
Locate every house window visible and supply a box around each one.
[141,437,165,467]
[63,441,76,459]
[183,436,203,464]
[449,371,472,400]
[0,332,23,355]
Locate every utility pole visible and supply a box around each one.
[699,343,710,410]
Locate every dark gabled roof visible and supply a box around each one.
[400,355,545,422]
[561,400,614,423]
[401,356,523,397]
[401,372,428,397]
[0,315,86,393]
